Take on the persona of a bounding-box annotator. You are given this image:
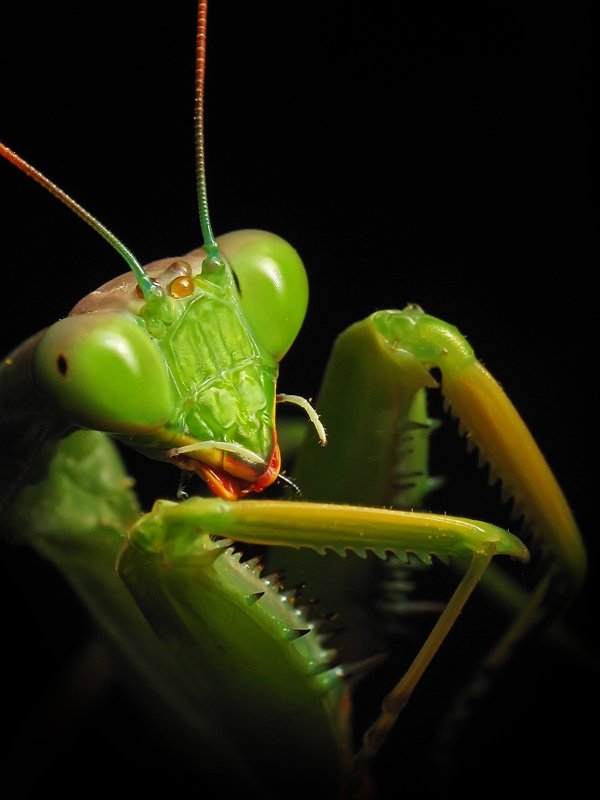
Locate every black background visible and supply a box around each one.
[0,2,595,798]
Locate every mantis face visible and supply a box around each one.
[32,229,308,500]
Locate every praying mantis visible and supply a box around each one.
[0,2,595,798]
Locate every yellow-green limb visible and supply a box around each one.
[129,497,528,566]
[128,495,527,786]
[352,547,494,784]
[300,306,584,612]
[289,305,585,770]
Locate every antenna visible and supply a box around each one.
[0,143,158,301]
[194,0,222,267]
[1,1,221,296]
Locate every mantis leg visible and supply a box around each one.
[293,305,584,613]
[0,431,277,796]
[290,305,586,767]
[118,494,527,794]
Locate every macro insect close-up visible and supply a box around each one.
[0,3,595,798]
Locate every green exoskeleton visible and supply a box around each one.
[0,3,592,798]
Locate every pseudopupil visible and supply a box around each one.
[57,355,68,376]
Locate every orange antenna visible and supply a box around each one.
[0,142,158,300]
[194,0,221,266]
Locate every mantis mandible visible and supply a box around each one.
[0,3,594,797]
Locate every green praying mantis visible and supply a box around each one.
[0,2,594,798]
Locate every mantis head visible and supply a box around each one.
[31,229,308,500]
[0,8,310,500]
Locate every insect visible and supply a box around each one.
[0,2,594,798]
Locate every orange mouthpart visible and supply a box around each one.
[195,436,281,501]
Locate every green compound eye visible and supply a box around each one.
[217,230,309,362]
[33,313,171,434]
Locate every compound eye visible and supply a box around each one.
[33,312,171,434]
[217,230,308,361]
